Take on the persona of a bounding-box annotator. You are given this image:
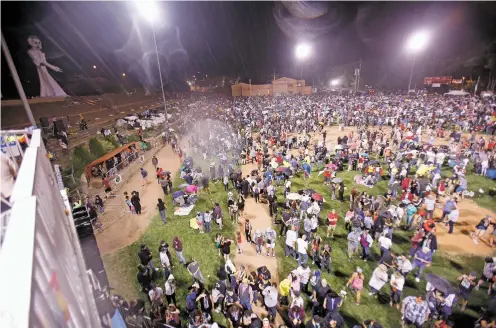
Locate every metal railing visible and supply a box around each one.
[0,129,102,328]
[0,129,34,250]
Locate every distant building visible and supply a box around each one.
[231,77,312,97]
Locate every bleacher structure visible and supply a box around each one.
[0,129,107,327]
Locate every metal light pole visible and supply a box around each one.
[405,30,429,93]
[1,31,36,126]
[135,0,168,129]
[408,55,416,92]
[151,26,168,128]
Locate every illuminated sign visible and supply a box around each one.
[424,76,453,85]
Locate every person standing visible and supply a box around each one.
[327,209,338,238]
[160,176,169,195]
[238,278,254,311]
[285,226,298,259]
[140,167,149,187]
[338,182,345,202]
[319,243,332,274]
[401,295,429,328]
[280,208,291,237]
[265,227,277,257]
[296,235,309,266]
[187,259,205,283]
[456,271,477,311]
[347,229,361,261]
[204,210,212,233]
[411,247,432,282]
[389,271,405,309]
[221,237,234,261]
[360,230,373,261]
[149,283,164,308]
[447,205,459,234]
[262,282,278,322]
[172,236,187,266]
[138,244,157,271]
[131,191,142,214]
[345,267,365,305]
[244,218,253,243]
[151,155,158,170]
[157,198,167,224]
[368,264,388,297]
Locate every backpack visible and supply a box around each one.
[142,169,148,177]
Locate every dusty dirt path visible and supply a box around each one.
[96,145,180,255]
[257,125,495,258]
[433,198,495,256]
[233,162,284,324]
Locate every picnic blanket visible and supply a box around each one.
[174,205,195,216]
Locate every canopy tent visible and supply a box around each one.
[84,142,139,180]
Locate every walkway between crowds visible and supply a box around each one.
[233,162,283,325]
[96,144,181,255]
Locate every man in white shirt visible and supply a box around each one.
[426,150,436,164]
[398,255,413,276]
[435,152,446,168]
[296,235,309,266]
[447,207,459,234]
[378,233,392,260]
[424,195,436,220]
[285,227,298,259]
[296,263,311,294]
[262,282,278,320]
[265,227,277,257]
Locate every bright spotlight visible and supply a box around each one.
[406,30,429,52]
[93,65,96,69]
[295,43,311,60]
[135,1,159,23]
[331,79,339,86]
[122,73,126,77]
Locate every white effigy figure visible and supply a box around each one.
[27,35,66,97]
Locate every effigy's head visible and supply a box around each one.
[27,36,42,50]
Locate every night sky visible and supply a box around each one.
[2,1,496,98]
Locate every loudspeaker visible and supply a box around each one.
[54,120,66,133]
[40,117,49,128]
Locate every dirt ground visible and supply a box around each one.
[433,198,495,256]
[234,162,284,324]
[255,125,495,257]
[95,145,181,255]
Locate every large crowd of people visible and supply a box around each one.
[113,92,496,328]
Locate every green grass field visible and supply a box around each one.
[102,162,496,327]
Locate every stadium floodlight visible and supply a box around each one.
[331,79,339,86]
[295,43,311,60]
[405,30,430,92]
[406,30,429,53]
[135,0,168,127]
[135,1,159,23]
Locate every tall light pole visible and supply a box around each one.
[136,1,168,128]
[405,30,429,92]
[295,43,311,81]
